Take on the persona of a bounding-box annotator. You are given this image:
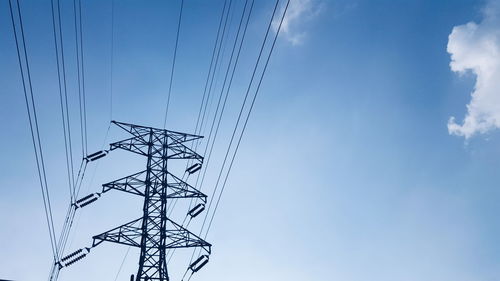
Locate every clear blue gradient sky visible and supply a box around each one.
[1,0,500,280]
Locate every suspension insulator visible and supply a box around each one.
[60,248,90,268]
[85,150,108,162]
[61,249,83,262]
[189,255,209,272]
[76,193,94,204]
[188,203,205,218]
[74,193,101,209]
[186,163,202,174]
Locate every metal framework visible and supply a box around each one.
[92,121,211,281]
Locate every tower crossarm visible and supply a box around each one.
[101,170,207,201]
[109,127,204,161]
[92,217,211,254]
[92,218,143,247]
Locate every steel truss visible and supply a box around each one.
[93,121,211,281]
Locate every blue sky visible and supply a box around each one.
[1,0,500,280]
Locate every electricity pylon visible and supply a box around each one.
[90,121,211,281]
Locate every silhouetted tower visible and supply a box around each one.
[91,121,211,281]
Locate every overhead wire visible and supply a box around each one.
[204,0,290,239]
[195,0,233,138]
[188,0,289,264]
[166,0,232,230]
[79,0,88,155]
[52,1,115,277]
[198,0,282,240]
[183,0,235,211]
[56,0,77,196]
[49,0,76,256]
[73,0,85,157]
[113,247,131,281]
[47,1,94,279]
[165,0,236,263]
[195,0,254,198]
[163,0,185,128]
[8,0,59,260]
[171,1,254,263]
[110,0,115,122]
[192,0,227,138]
[49,0,76,203]
[188,0,231,161]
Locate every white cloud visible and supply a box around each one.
[273,0,323,45]
[447,0,500,138]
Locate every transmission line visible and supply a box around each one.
[196,0,233,138]
[9,0,59,260]
[205,0,290,238]
[163,0,185,128]
[196,0,254,197]
[190,0,232,161]
[167,0,231,227]
[50,0,76,203]
[190,3,290,266]
[186,0,287,266]
[192,0,228,138]
[78,0,88,155]
[57,0,77,195]
[110,0,115,122]
[73,0,85,157]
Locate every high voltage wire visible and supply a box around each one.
[73,0,88,157]
[192,0,228,138]
[169,0,238,223]
[163,0,185,128]
[110,0,114,122]
[186,0,234,199]
[78,0,88,155]
[166,0,254,265]
[73,0,85,157]
[196,0,233,138]
[8,0,59,260]
[50,0,76,203]
[167,0,231,235]
[205,0,290,239]
[197,0,254,194]
[199,0,282,240]
[46,0,93,279]
[188,0,290,265]
[56,0,77,196]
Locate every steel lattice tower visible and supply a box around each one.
[91,121,211,281]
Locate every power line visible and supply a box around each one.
[167,0,254,263]
[189,0,232,164]
[188,0,288,264]
[110,0,115,122]
[73,0,85,157]
[192,0,228,138]
[73,0,88,156]
[204,0,289,244]
[196,0,254,196]
[9,0,59,260]
[113,247,131,281]
[56,0,77,196]
[205,0,290,238]
[50,0,76,202]
[163,0,185,128]
[196,0,233,138]
[185,0,234,195]
[78,0,88,155]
